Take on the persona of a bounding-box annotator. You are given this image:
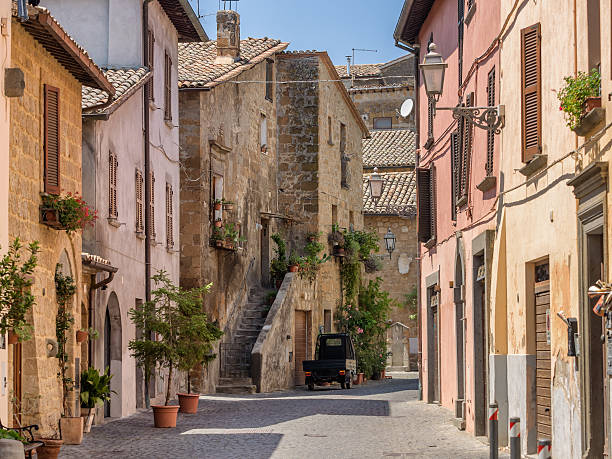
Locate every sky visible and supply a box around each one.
[187,0,408,67]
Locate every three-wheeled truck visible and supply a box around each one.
[302,333,357,390]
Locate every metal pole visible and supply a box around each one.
[509,417,520,459]
[489,403,498,459]
[537,439,552,459]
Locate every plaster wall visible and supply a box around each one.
[8,22,84,436]
[0,0,10,425]
[417,0,500,436]
[41,0,142,68]
[349,87,415,131]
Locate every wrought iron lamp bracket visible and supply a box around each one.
[436,105,505,134]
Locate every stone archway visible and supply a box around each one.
[103,292,122,418]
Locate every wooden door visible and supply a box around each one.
[535,269,551,440]
[12,343,21,426]
[432,304,439,403]
[295,311,310,385]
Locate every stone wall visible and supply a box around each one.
[179,57,282,393]
[8,21,84,436]
[349,87,415,131]
[251,273,317,392]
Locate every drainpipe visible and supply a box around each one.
[143,0,153,409]
[396,39,422,399]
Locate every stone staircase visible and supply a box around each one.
[216,287,268,394]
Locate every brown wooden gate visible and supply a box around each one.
[294,311,310,385]
[535,266,551,440]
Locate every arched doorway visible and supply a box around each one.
[454,237,466,425]
[103,292,122,418]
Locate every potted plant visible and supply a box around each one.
[54,264,82,445]
[223,223,240,251]
[0,238,39,344]
[270,234,288,288]
[129,271,223,427]
[80,367,113,433]
[213,199,223,211]
[211,228,224,248]
[76,327,99,344]
[288,252,300,273]
[0,430,28,459]
[41,192,97,234]
[222,200,235,211]
[328,224,345,255]
[557,69,601,131]
[214,218,223,228]
[306,231,321,243]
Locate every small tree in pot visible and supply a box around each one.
[128,271,223,427]
[79,367,113,433]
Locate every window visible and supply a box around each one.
[147,30,155,101]
[265,59,273,101]
[340,123,346,153]
[331,204,338,226]
[328,116,333,144]
[324,310,332,333]
[212,175,223,222]
[148,171,156,238]
[349,211,354,228]
[109,151,118,218]
[260,114,267,153]
[458,92,474,205]
[373,117,392,130]
[417,165,436,244]
[486,68,496,176]
[521,23,541,163]
[450,130,459,221]
[44,85,60,194]
[164,52,172,121]
[136,169,144,232]
[340,123,348,188]
[166,183,174,249]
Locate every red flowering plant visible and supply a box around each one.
[43,192,98,234]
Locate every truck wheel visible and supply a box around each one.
[308,383,314,391]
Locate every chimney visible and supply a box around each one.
[215,10,240,65]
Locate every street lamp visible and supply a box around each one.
[368,167,384,200]
[384,227,396,260]
[420,42,505,133]
[420,43,447,102]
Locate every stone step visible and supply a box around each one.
[219,377,253,385]
[237,321,266,330]
[216,384,256,395]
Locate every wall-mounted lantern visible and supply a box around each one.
[369,167,383,200]
[384,227,396,260]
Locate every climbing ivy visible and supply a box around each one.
[55,264,76,417]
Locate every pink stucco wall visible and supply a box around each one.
[417,0,500,435]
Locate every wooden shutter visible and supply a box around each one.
[451,130,459,220]
[109,151,118,218]
[521,23,541,163]
[166,183,174,248]
[44,85,60,194]
[149,171,156,238]
[147,31,155,101]
[429,164,437,241]
[136,170,144,232]
[459,93,474,201]
[164,52,172,120]
[486,68,496,176]
[417,167,432,243]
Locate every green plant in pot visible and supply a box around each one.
[80,367,113,433]
[0,238,39,345]
[128,271,223,426]
[287,252,301,273]
[270,234,288,287]
[557,69,601,130]
[41,192,97,234]
[54,264,82,445]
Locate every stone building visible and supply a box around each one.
[40,0,207,419]
[0,0,11,424]
[7,5,113,435]
[361,129,417,370]
[395,0,501,439]
[336,56,415,131]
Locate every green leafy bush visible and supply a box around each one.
[55,264,76,417]
[80,367,114,409]
[557,69,601,129]
[270,234,288,282]
[43,192,97,234]
[0,429,26,443]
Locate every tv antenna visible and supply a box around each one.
[352,48,378,66]
[219,0,239,10]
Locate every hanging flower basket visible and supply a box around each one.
[41,193,97,233]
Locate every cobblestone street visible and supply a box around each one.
[60,373,505,458]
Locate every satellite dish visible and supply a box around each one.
[400,99,414,118]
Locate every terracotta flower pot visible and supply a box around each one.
[7,330,18,345]
[152,405,179,428]
[177,393,200,414]
[585,96,602,113]
[353,373,363,385]
[288,265,299,273]
[214,203,222,211]
[36,438,63,459]
[215,240,223,248]
[334,247,345,256]
[76,330,88,343]
[214,220,222,228]
[60,416,83,445]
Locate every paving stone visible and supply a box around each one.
[60,373,508,459]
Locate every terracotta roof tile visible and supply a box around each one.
[82,67,150,112]
[335,63,383,78]
[178,38,289,89]
[363,129,416,168]
[362,171,416,216]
